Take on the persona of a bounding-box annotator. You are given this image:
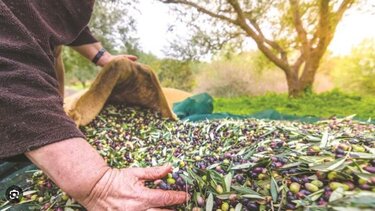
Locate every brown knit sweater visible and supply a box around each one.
[0,0,98,160]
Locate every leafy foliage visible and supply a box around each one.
[158,59,196,91]
[63,48,98,88]
[136,52,196,91]
[89,0,139,53]
[331,39,375,95]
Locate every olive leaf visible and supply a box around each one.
[207,163,221,170]
[235,203,243,211]
[270,176,278,202]
[307,189,324,202]
[320,130,329,148]
[231,162,255,170]
[208,170,225,186]
[180,174,194,185]
[310,156,347,172]
[224,172,232,192]
[329,187,345,202]
[206,193,214,211]
[330,192,375,208]
[243,149,256,160]
[280,162,301,169]
[353,172,374,180]
[331,208,369,211]
[306,135,322,142]
[349,152,375,159]
[187,168,204,185]
[216,194,231,200]
[242,194,265,200]
[231,186,260,196]
[364,146,375,155]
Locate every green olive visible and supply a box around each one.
[290,182,301,194]
[305,183,319,192]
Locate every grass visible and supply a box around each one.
[213,90,375,120]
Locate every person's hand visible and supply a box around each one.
[82,164,189,211]
[71,42,138,67]
[97,53,138,67]
[26,138,188,211]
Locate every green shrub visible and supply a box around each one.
[330,38,375,96]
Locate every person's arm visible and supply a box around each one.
[26,138,188,210]
[67,27,137,67]
[71,42,137,67]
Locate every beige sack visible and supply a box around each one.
[63,58,181,126]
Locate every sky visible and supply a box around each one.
[135,1,375,58]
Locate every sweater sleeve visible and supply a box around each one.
[67,26,98,46]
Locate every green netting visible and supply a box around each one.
[173,93,214,119]
[174,93,375,124]
[174,93,321,123]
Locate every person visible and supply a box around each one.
[0,1,188,210]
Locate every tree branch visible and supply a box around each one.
[289,0,309,57]
[334,0,355,24]
[313,0,330,55]
[300,0,355,86]
[161,0,291,74]
[293,54,305,73]
[314,0,354,57]
[227,0,291,73]
[245,15,288,61]
[160,0,237,24]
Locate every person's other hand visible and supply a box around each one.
[82,164,189,211]
[97,53,138,67]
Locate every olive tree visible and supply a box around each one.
[160,0,360,97]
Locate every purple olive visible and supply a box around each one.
[197,196,205,207]
[360,184,371,190]
[253,167,263,174]
[159,182,168,190]
[291,176,301,183]
[364,166,375,173]
[301,175,309,184]
[172,173,179,180]
[277,141,284,147]
[275,162,283,168]
[335,148,345,155]
[246,202,258,210]
[318,198,327,206]
[257,146,266,152]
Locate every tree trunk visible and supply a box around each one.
[285,72,301,97]
[285,66,319,97]
[298,55,321,94]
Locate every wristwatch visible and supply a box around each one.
[92,48,106,65]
